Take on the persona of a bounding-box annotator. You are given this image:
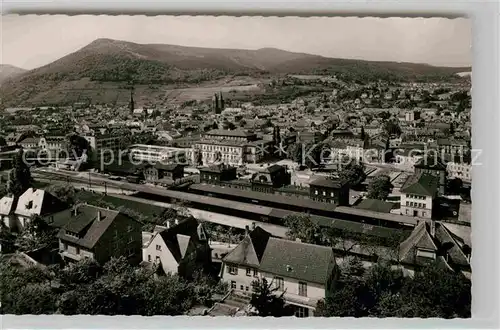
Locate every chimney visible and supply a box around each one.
[174,219,179,225]
[286,265,293,272]
[73,205,78,216]
[97,211,102,222]
[251,222,256,230]
[166,220,170,229]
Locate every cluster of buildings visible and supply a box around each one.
[0,74,472,317]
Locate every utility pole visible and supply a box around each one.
[104,181,107,195]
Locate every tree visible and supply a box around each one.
[367,175,393,200]
[339,162,366,188]
[322,227,364,256]
[315,261,471,318]
[378,111,391,121]
[360,126,366,141]
[7,149,32,197]
[15,214,58,251]
[383,120,402,137]
[66,133,92,159]
[46,184,76,206]
[250,278,294,317]
[446,177,463,195]
[0,259,57,315]
[449,122,455,135]
[222,121,236,130]
[284,214,322,245]
[286,143,302,164]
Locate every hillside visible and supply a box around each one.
[0,64,27,85]
[0,38,470,107]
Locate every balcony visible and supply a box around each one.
[60,250,83,262]
[282,292,318,309]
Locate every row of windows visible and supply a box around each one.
[314,190,335,197]
[200,144,243,153]
[204,135,248,142]
[274,276,308,297]
[406,201,427,209]
[148,255,161,264]
[231,282,251,292]
[405,208,427,217]
[202,152,241,162]
[406,194,425,200]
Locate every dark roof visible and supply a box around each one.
[434,223,470,267]
[334,206,419,226]
[153,163,184,171]
[259,238,336,285]
[159,217,206,263]
[56,204,131,249]
[199,164,235,174]
[436,138,468,146]
[399,221,470,269]
[309,176,347,189]
[190,183,337,213]
[206,129,255,138]
[222,227,272,267]
[356,199,394,213]
[400,173,439,196]
[104,160,145,175]
[399,221,438,265]
[263,164,285,174]
[414,156,447,171]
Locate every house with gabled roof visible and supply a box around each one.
[221,226,338,317]
[141,217,211,278]
[400,173,439,219]
[221,226,272,292]
[398,220,471,279]
[414,155,447,194]
[0,196,15,229]
[12,188,67,231]
[55,204,143,265]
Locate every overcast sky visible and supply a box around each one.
[1,15,471,70]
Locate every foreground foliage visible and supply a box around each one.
[315,261,471,318]
[0,256,218,316]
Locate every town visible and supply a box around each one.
[0,18,472,319]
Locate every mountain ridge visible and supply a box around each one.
[0,38,471,107]
[0,64,27,85]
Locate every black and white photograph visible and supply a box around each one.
[0,15,472,318]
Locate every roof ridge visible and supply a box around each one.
[269,236,333,251]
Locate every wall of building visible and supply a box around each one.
[93,214,142,265]
[143,233,180,274]
[400,193,433,218]
[221,263,260,293]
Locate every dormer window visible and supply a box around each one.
[25,201,33,209]
[416,248,436,260]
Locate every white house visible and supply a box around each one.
[400,173,439,219]
[142,218,211,277]
[447,161,472,183]
[11,188,65,231]
[0,196,15,228]
[221,226,338,317]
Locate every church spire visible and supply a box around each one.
[129,87,135,113]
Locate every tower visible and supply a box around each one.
[128,88,135,114]
[273,125,282,157]
[219,91,225,111]
[212,93,220,114]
